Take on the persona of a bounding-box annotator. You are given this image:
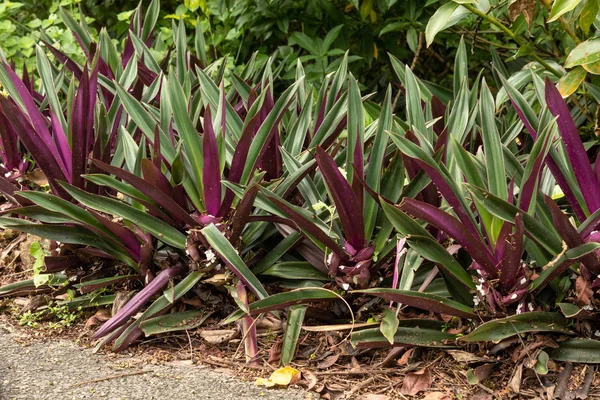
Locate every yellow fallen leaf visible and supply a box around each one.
[255,366,301,387]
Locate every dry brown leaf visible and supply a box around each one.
[318,354,340,369]
[85,309,111,329]
[509,363,523,393]
[400,368,432,396]
[25,169,48,186]
[356,395,391,400]
[200,329,237,344]
[468,363,495,384]
[300,370,318,391]
[397,348,415,366]
[472,391,493,400]
[508,0,536,27]
[575,276,593,307]
[446,350,490,364]
[422,392,452,400]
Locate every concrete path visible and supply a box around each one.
[0,324,309,400]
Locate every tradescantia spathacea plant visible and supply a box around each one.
[1,0,600,365]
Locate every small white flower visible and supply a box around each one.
[520,277,527,285]
[476,284,485,296]
[185,249,190,256]
[582,304,594,311]
[205,249,217,263]
[339,265,346,271]
[595,330,600,337]
[528,303,534,312]
[379,277,384,282]
[4,172,10,178]
[510,293,518,300]
[516,304,523,314]
[56,241,61,246]
[473,296,480,306]
[342,283,350,291]
[478,277,485,284]
[214,264,222,271]
[327,253,333,265]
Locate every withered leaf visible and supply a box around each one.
[508,0,536,27]
[400,368,432,396]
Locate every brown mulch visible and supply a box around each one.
[1,230,600,399]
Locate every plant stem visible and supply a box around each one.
[463,4,562,78]
[539,0,582,44]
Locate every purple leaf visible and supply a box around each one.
[141,159,175,198]
[216,105,262,217]
[50,111,72,177]
[0,107,19,169]
[544,195,600,274]
[265,193,348,261]
[41,40,82,80]
[202,107,221,216]
[93,264,185,339]
[229,185,259,246]
[507,89,586,222]
[43,255,80,272]
[499,213,524,290]
[545,78,600,214]
[92,159,196,228]
[401,198,498,278]
[2,62,69,178]
[70,66,90,188]
[0,97,68,197]
[315,146,365,251]
[411,156,480,238]
[518,123,554,212]
[87,209,142,261]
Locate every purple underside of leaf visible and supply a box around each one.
[431,96,447,138]
[518,127,553,212]
[266,193,348,261]
[2,62,69,178]
[202,107,222,216]
[360,291,476,318]
[50,111,72,176]
[87,209,142,260]
[43,255,80,272]
[71,67,90,188]
[580,211,600,240]
[507,93,586,222]
[141,159,175,198]
[314,88,327,132]
[92,159,196,228]
[217,109,262,218]
[544,196,600,273]
[499,213,524,290]
[93,265,185,339]
[0,97,68,196]
[315,146,365,251]
[400,198,498,278]
[41,41,82,80]
[0,108,19,169]
[411,157,480,238]
[352,136,364,213]
[230,185,259,244]
[545,78,600,214]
